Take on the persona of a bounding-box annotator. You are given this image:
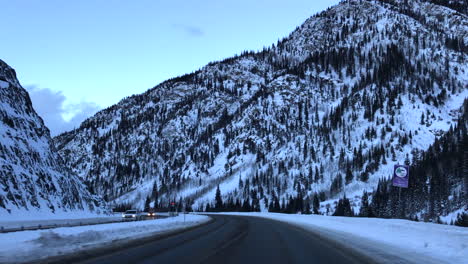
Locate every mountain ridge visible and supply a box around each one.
[54,0,467,221]
[0,59,105,217]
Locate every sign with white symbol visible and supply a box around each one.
[392,165,409,188]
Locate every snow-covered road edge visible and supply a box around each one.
[212,212,467,264]
[0,214,211,264]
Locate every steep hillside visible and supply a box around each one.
[362,99,467,222]
[423,0,467,14]
[54,0,467,219]
[0,60,104,217]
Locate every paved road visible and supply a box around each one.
[72,214,382,264]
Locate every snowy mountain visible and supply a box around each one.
[54,0,467,220]
[364,98,467,223]
[0,59,104,217]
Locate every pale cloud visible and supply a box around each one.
[26,86,101,137]
[172,23,205,37]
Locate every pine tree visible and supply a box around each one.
[358,191,373,217]
[242,199,251,212]
[360,171,369,182]
[177,197,183,212]
[313,194,320,214]
[454,212,468,227]
[274,197,281,212]
[314,166,320,183]
[330,174,343,195]
[333,195,354,217]
[215,185,223,211]
[345,165,354,185]
[144,196,151,211]
[304,202,312,214]
[151,181,159,208]
[205,203,212,212]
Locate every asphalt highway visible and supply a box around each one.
[69,214,385,264]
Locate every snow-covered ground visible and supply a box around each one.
[216,213,468,264]
[0,214,210,264]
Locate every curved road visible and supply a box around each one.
[68,214,383,264]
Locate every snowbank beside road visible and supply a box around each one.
[0,214,210,264]
[0,212,173,231]
[218,213,468,264]
[0,214,122,231]
[0,209,112,222]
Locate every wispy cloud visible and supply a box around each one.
[26,86,101,136]
[172,23,205,37]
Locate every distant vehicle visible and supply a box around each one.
[147,210,156,218]
[148,208,156,217]
[122,210,156,220]
[140,211,156,218]
[122,210,139,220]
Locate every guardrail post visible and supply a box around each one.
[0,226,3,233]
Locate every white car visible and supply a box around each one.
[122,210,139,219]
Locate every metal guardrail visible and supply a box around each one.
[0,215,168,234]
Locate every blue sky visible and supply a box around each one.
[1,0,340,135]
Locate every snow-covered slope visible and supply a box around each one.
[0,59,104,218]
[54,0,467,219]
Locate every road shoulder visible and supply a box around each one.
[0,214,211,264]
[212,212,461,264]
